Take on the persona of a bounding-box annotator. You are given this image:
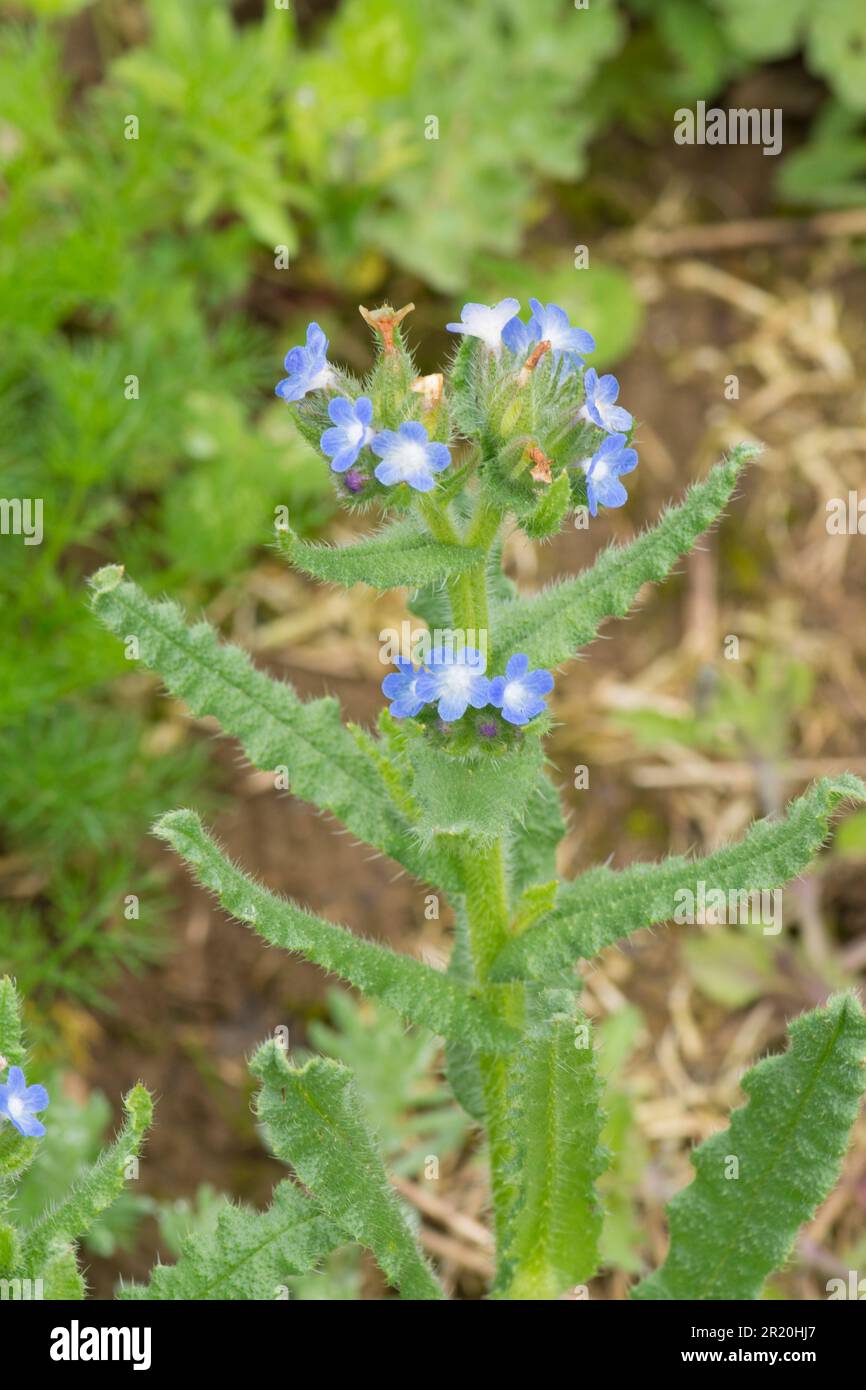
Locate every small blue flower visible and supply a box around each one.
[321,396,374,473]
[275,323,335,403]
[581,433,639,517]
[501,314,537,359]
[371,421,451,493]
[446,299,521,354]
[416,648,491,722]
[580,368,633,434]
[529,298,595,377]
[488,654,554,726]
[382,659,427,719]
[0,1065,49,1139]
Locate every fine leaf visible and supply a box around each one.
[505,766,567,904]
[500,1004,608,1299]
[88,566,459,893]
[20,1084,153,1275]
[277,516,484,589]
[491,775,865,981]
[154,809,517,1054]
[252,1043,444,1301]
[0,976,25,1067]
[120,1182,342,1300]
[406,736,546,845]
[491,445,757,669]
[633,992,866,1300]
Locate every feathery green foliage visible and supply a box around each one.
[633,993,866,1300]
[252,1042,444,1300]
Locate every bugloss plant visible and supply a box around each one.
[84,299,866,1301]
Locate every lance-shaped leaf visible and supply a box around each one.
[498,1003,608,1299]
[252,1043,444,1301]
[277,517,484,589]
[88,566,459,894]
[120,1182,342,1301]
[505,767,567,904]
[155,810,516,1053]
[20,1084,152,1275]
[633,992,866,1301]
[406,736,546,845]
[491,444,757,669]
[0,976,25,1067]
[492,775,865,981]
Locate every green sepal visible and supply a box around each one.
[519,468,572,540]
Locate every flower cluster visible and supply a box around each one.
[382,649,553,730]
[275,297,637,516]
[0,1064,49,1139]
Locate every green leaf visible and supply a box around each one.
[633,992,866,1300]
[521,470,572,541]
[500,1004,607,1299]
[491,775,865,982]
[491,445,757,669]
[120,1182,342,1300]
[20,1084,153,1275]
[252,1043,444,1300]
[505,768,567,903]
[0,976,25,1067]
[154,809,516,1054]
[278,517,484,590]
[41,1248,86,1301]
[88,568,458,893]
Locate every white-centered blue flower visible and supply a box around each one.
[416,648,491,722]
[381,659,427,719]
[0,1065,49,1139]
[580,368,633,433]
[581,433,639,517]
[371,420,451,493]
[320,396,374,473]
[527,299,595,373]
[488,654,554,726]
[446,299,521,354]
[275,323,336,403]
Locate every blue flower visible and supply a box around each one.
[0,1065,49,1139]
[581,433,639,517]
[275,323,335,403]
[580,368,633,433]
[446,299,521,354]
[320,396,374,473]
[488,654,554,726]
[501,314,537,359]
[382,659,427,719]
[371,421,451,492]
[416,648,490,722]
[534,299,596,377]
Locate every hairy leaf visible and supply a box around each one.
[154,810,516,1053]
[0,976,25,1068]
[505,767,567,903]
[120,1181,342,1300]
[500,1004,607,1299]
[278,517,484,589]
[491,445,757,669]
[407,736,546,845]
[88,567,459,892]
[633,992,866,1300]
[491,775,865,981]
[252,1043,444,1300]
[20,1084,153,1275]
